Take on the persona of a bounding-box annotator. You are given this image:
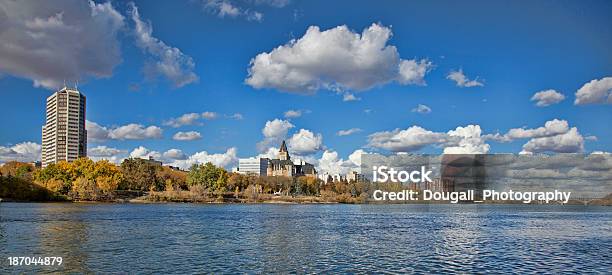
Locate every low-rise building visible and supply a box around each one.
[237,157,269,175]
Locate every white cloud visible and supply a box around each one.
[337,128,362,136]
[88,145,126,157]
[203,0,269,22]
[87,121,162,141]
[168,147,238,170]
[0,142,42,163]
[173,131,202,141]
[368,126,448,152]
[204,0,241,17]
[443,125,490,154]
[398,59,433,86]
[130,2,198,88]
[88,145,127,163]
[574,77,612,105]
[201,111,218,120]
[531,89,565,107]
[246,23,432,93]
[411,104,432,114]
[342,93,360,101]
[109,124,163,140]
[368,125,489,154]
[163,113,202,128]
[287,129,324,155]
[284,110,302,118]
[226,113,244,120]
[86,120,111,142]
[257,119,294,151]
[317,150,350,175]
[317,149,365,175]
[485,119,570,142]
[447,69,484,87]
[521,127,584,154]
[163,149,187,160]
[129,146,162,160]
[255,147,279,159]
[0,0,124,89]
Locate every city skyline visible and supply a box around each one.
[1,0,611,174]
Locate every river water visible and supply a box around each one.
[0,203,610,274]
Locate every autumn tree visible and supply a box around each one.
[120,158,160,191]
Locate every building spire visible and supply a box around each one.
[279,140,288,152]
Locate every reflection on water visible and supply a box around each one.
[0,203,611,273]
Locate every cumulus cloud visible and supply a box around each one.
[86,121,112,142]
[368,125,489,154]
[284,110,302,118]
[86,121,163,141]
[531,89,565,107]
[337,128,362,136]
[368,126,448,152]
[88,145,127,163]
[287,129,324,155]
[163,149,187,160]
[480,119,585,154]
[129,146,162,160]
[246,23,432,93]
[0,0,124,89]
[0,142,42,163]
[411,104,432,114]
[447,69,484,87]
[485,119,570,142]
[173,131,202,141]
[520,127,584,154]
[109,124,163,140]
[317,149,365,175]
[257,119,294,151]
[163,111,225,127]
[163,113,202,128]
[443,125,490,154]
[88,145,126,157]
[130,2,198,88]
[574,77,612,105]
[168,147,238,169]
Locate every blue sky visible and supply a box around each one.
[0,0,611,170]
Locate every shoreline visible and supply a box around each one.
[2,196,610,206]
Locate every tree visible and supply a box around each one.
[71,177,100,200]
[120,158,160,191]
[156,166,187,191]
[187,162,228,195]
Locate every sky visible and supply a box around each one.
[0,0,611,174]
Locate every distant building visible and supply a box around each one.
[143,156,162,166]
[237,157,269,175]
[42,87,87,167]
[266,141,317,177]
[346,171,366,182]
[318,173,345,184]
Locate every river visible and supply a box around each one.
[1,203,610,273]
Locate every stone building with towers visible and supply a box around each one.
[236,140,317,177]
[266,140,317,177]
[41,86,87,167]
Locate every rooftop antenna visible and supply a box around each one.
[75,80,78,91]
[63,79,66,89]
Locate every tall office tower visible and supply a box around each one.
[41,87,87,167]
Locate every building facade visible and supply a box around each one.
[42,87,87,167]
[266,141,317,177]
[237,157,269,175]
